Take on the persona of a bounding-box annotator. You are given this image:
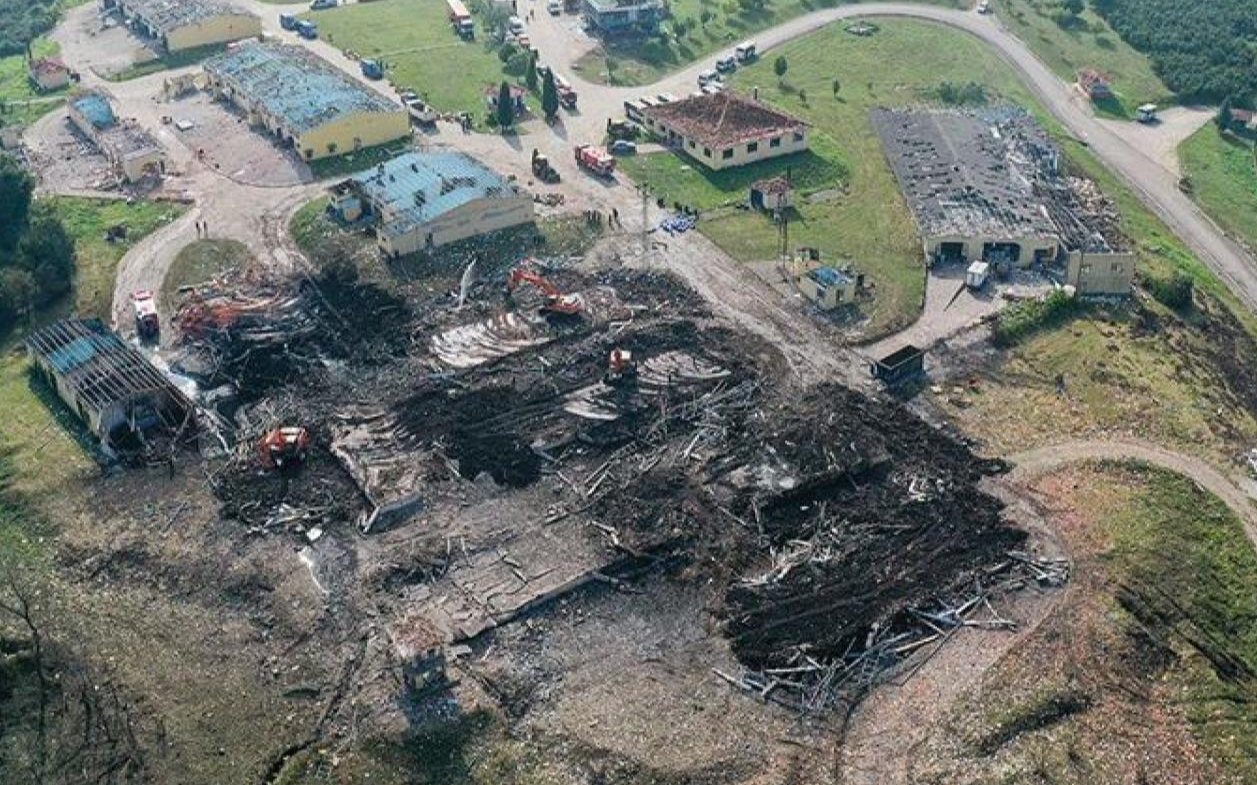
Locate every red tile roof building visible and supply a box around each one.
[639,92,810,170]
[1077,69,1113,100]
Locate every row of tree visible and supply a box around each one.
[494,53,563,129]
[1091,0,1257,102]
[0,155,76,330]
[0,0,59,58]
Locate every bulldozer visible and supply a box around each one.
[531,148,561,184]
[259,426,311,471]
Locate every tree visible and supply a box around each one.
[831,78,841,97]
[0,267,36,324]
[1217,95,1234,131]
[498,41,518,63]
[496,81,516,129]
[0,153,33,250]
[541,68,559,121]
[1062,0,1084,16]
[525,52,538,92]
[700,8,713,27]
[773,55,788,82]
[16,208,75,305]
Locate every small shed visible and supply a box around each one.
[750,176,794,211]
[799,265,856,310]
[486,83,527,115]
[870,344,925,386]
[25,319,195,454]
[29,57,71,91]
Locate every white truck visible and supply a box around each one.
[965,261,990,290]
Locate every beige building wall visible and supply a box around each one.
[797,273,855,310]
[1066,250,1134,296]
[644,114,809,171]
[296,110,410,160]
[378,195,535,256]
[924,233,1059,267]
[117,148,166,182]
[165,14,262,51]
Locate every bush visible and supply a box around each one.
[1145,270,1194,310]
[504,49,531,75]
[498,42,518,63]
[936,81,989,106]
[992,289,1086,346]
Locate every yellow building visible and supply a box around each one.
[68,92,167,183]
[204,42,410,161]
[104,0,261,52]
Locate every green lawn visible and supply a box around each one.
[1179,127,1257,257]
[995,0,1171,118]
[299,0,515,120]
[161,239,250,306]
[104,43,228,82]
[574,0,966,87]
[625,19,1043,340]
[0,38,68,130]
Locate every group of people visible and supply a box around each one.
[583,207,623,228]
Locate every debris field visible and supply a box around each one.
[165,257,1054,725]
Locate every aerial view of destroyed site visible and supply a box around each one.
[5,0,1257,782]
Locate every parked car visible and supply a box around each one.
[508,16,526,34]
[655,93,676,104]
[310,0,337,9]
[697,69,721,86]
[547,0,562,14]
[701,82,724,95]
[976,0,991,12]
[715,55,737,73]
[279,12,298,30]
[734,41,757,62]
[296,20,318,39]
[609,140,637,155]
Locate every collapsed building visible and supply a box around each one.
[68,92,166,183]
[100,0,261,53]
[329,151,535,257]
[873,107,1134,296]
[203,42,410,161]
[640,92,810,170]
[25,319,195,458]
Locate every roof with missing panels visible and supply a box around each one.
[641,92,808,149]
[348,152,524,238]
[871,107,1059,241]
[120,0,256,32]
[25,319,184,417]
[71,93,116,129]
[205,42,401,134]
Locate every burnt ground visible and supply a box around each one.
[52,258,1051,783]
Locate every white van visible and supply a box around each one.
[508,15,526,34]
[735,41,757,61]
[697,69,721,86]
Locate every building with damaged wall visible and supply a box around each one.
[331,151,535,257]
[204,42,409,161]
[102,0,261,52]
[25,319,195,454]
[68,92,166,182]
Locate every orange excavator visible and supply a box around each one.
[506,266,583,316]
[259,426,311,470]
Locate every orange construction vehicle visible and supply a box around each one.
[506,266,583,315]
[605,348,636,385]
[259,426,311,470]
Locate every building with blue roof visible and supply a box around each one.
[204,41,409,161]
[331,151,534,256]
[25,319,194,453]
[68,91,166,183]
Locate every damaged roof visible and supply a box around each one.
[25,319,185,416]
[641,92,809,149]
[347,151,525,237]
[205,42,402,134]
[119,0,256,32]
[871,107,1060,241]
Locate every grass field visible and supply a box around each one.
[0,38,68,129]
[995,0,1171,118]
[105,43,228,82]
[161,239,250,306]
[1179,127,1257,256]
[574,0,966,87]
[623,19,1041,340]
[298,0,514,120]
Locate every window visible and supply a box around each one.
[722,149,733,159]
[1111,263,1124,274]
[769,136,781,148]
[703,147,712,158]
[327,143,338,155]
[688,140,695,149]
[793,132,804,142]
[304,149,313,160]
[747,142,758,153]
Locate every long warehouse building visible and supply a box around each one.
[204,42,410,162]
[103,0,261,52]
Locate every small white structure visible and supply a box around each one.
[965,261,990,289]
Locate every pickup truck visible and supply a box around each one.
[310,0,337,9]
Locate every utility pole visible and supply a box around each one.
[638,183,650,258]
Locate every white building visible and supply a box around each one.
[639,92,810,171]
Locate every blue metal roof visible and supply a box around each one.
[72,94,116,130]
[808,266,853,287]
[205,42,400,134]
[351,152,520,235]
